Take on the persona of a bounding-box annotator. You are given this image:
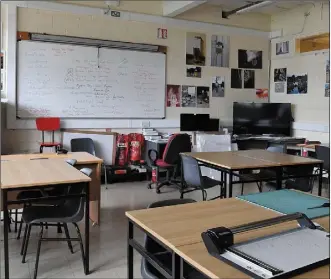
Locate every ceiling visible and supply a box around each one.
[207,0,324,15]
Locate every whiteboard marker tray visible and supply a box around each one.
[220,227,330,279]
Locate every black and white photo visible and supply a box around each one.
[287,73,308,94]
[211,35,229,67]
[276,41,289,55]
[181,86,197,107]
[238,49,262,69]
[212,76,225,97]
[325,84,330,97]
[231,69,242,89]
[186,32,206,66]
[326,59,329,83]
[186,66,201,78]
[275,82,285,93]
[274,68,287,82]
[244,70,255,89]
[197,86,210,108]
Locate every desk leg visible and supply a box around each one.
[172,253,180,279]
[128,221,134,279]
[224,172,227,198]
[84,182,90,275]
[276,167,283,190]
[2,189,9,279]
[229,171,233,198]
[318,163,323,196]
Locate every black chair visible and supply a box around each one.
[239,146,284,195]
[70,138,108,188]
[141,199,207,279]
[284,164,315,192]
[315,145,330,179]
[180,155,225,200]
[148,134,191,194]
[21,167,92,279]
[16,159,78,239]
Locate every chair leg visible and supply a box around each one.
[22,224,32,263]
[73,223,86,271]
[20,224,28,255]
[57,223,62,233]
[17,219,24,240]
[14,209,18,233]
[33,225,44,279]
[241,183,244,195]
[63,223,74,254]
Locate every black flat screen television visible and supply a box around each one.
[233,102,294,136]
[180,113,196,131]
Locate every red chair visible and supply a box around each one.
[36,117,61,153]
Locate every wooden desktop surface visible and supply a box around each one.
[126,199,284,249]
[2,152,103,165]
[126,198,329,279]
[1,160,91,189]
[184,150,322,170]
[176,216,329,279]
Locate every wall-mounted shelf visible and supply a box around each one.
[296,33,330,54]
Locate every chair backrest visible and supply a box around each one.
[64,168,93,222]
[162,133,191,165]
[70,138,96,156]
[65,159,77,166]
[36,117,60,131]
[267,146,284,153]
[181,154,203,189]
[315,145,330,171]
[142,199,196,277]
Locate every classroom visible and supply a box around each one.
[0,1,330,278]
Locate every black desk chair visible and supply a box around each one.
[315,145,330,179]
[16,159,78,239]
[180,154,225,200]
[141,199,207,279]
[148,134,191,193]
[21,168,92,279]
[70,138,108,188]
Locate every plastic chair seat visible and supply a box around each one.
[39,142,61,147]
[22,203,82,225]
[155,159,174,168]
[201,176,222,189]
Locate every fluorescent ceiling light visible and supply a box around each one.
[236,1,273,14]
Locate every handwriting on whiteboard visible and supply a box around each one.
[17,41,166,118]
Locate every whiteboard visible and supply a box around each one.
[17,41,166,118]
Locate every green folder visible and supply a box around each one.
[238,189,330,220]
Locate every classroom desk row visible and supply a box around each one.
[1,154,104,279]
[2,152,103,225]
[126,191,330,279]
[184,149,324,197]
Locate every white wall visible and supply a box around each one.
[270,2,330,142]
[2,2,270,153]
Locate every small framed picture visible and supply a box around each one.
[276,41,289,55]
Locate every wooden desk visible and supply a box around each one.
[1,160,92,279]
[2,152,103,225]
[184,150,324,197]
[126,198,329,279]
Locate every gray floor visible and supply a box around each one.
[1,181,329,278]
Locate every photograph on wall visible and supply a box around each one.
[326,59,330,83]
[243,70,255,89]
[256,88,269,99]
[0,52,3,69]
[197,86,210,108]
[275,82,286,93]
[274,68,287,82]
[1,70,3,91]
[287,73,308,94]
[210,35,230,67]
[231,69,242,89]
[166,85,181,107]
[238,49,262,69]
[186,66,201,78]
[325,84,330,97]
[276,41,289,55]
[186,32,206,66]
[212,76,225,97]
[181,86,197,107]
